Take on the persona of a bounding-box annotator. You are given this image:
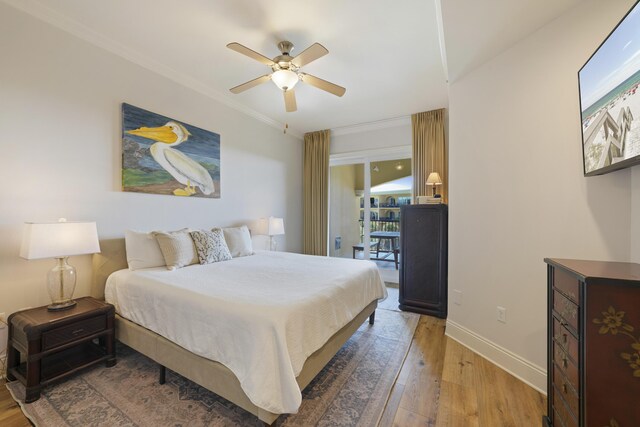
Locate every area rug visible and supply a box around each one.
[378,287,400,312]
[7,308,418,427]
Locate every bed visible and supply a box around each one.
[92,238,387,425]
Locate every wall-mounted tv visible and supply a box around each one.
[579,0,640,176]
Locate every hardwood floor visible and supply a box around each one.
[0,379,29,427]
[381,315,547,426]
[0,314,546,427]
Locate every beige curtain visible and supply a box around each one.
[412,109,447,203]
[303,129,330,256]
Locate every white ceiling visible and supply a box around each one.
[440,0,584,82]
[5,0,584,135]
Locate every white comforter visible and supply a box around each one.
[105,251,387,414]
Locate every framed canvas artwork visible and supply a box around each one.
[122,103,220,198]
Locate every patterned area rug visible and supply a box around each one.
[7,308,418,427]
[378,287,400,312]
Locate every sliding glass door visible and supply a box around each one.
[328,163,366,259]
[329,150,412,284]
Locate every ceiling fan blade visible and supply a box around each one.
[229,74,271,94]
[291,43,329,67]
[227,42,275,66]
[284,89,297,112]
[300,73,346,97]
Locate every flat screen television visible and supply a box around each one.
[578,0,640,176]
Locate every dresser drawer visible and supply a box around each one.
[553,341,579,392]
[552,407,576,427]
[42,315,106,350]
[553,290,578,331]
[553,268,579,304]
[553,384,578,427]
[553,316,578,362]
[552,364,579,418]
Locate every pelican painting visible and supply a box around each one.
[122,104,220,198]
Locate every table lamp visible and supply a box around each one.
[20,219,100,311]
[257,217,285,251]
[426,172,443,197]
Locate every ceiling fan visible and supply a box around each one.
[227,41,346,112]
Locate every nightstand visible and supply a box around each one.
[6,297,116,402]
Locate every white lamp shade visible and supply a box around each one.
[20,221,101,259]
[271,70,299,91]
[426,172,443,185]
[256,217,285,236]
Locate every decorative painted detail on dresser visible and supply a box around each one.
[543,259,640,427]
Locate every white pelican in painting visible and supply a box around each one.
[126,121,215,196]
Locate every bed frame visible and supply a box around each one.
[91,239,377,426]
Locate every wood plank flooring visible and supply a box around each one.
[381,315,546,426]
[0,380,28,427]
[0,314,546,427]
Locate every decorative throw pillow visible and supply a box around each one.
[124,230,166,270]
[222,225,254,258]
[153,229,199,270]
[190,229,232,264]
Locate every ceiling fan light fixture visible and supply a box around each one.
[271,69,299,91]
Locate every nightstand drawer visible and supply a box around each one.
[42,315,106,350]
[553,316,578,361]
[553,290,578,331]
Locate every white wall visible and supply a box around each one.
[447,0,635,391]
[0,4,302,317]
[330,123,411,155]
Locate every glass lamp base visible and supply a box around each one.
[47,300,77,311]
[47,257,78,311]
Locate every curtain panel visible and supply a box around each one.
[303,129,330,256]
[412,109,447,203]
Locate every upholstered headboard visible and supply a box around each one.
[91,238,128,300]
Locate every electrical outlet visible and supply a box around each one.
[453,290,463,305]
[497,306,507,323]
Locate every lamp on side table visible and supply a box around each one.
[20,218,100,311]
[256,217,285,251]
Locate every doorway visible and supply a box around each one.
[328,147,412,285]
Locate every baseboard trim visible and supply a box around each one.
[445,319,547,395]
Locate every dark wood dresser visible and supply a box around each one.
[544,258,640,427]
[399,204,448,318]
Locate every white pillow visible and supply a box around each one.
[125,230,166,270]
[222,226,254,257]
[190,229,232,264]
[153,229,199,270]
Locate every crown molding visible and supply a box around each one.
[331,116,410,137]
[2,0,303,140]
